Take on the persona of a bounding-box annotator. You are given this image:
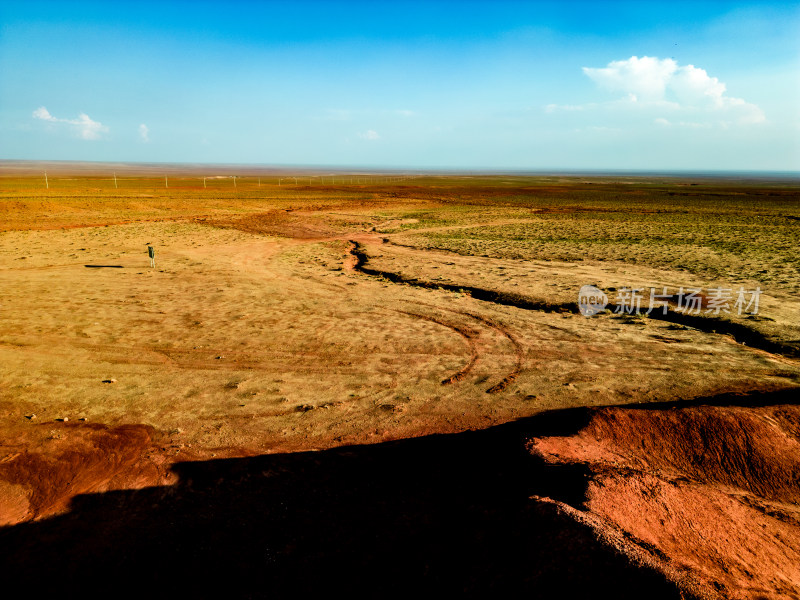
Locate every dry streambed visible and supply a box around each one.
[0,202,798,597]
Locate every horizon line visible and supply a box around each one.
[1,159,799,180]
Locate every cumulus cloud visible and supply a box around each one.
[358,129,380,140]
[584,56,679,102]
[139,123,149,142]
[549,57,765,127]
[32,106,108,139]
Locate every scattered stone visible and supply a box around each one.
[24,414,36,420]
[79,417,88,421]
[58,417,69,422]
[102,378,117,383]
[297,404,315,412]
[215,356,224,360]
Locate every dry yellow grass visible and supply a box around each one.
[0,173,798,523]
[2,172,800,599]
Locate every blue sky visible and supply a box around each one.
[1,1,798,171]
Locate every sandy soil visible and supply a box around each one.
[0,174,798,597]
[529,395,800,599]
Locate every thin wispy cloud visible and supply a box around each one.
[32,107,58,122]
[319,108,416,121]
[32,106,109,140]
[319,109,353,121]
[358,129,380,140]
[544,103,593,113]
[139,123,150,142]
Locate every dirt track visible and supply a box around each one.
[1,178,799,597]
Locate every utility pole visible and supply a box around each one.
[44,172,48,189]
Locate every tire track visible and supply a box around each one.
[462,312,524,394]
[348,240,800,361]
[409,301,526,394]
[394,310,479,385]
[348,240,575,313]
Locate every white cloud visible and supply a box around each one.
[678,121,714,129]
[139,123,149,142]
[320,109,353,121]
[551,57,765,127]
[545,103,592,113]
[669,63,725,105]
[32,107,57,122]
[584,56,679,102]
[319,108,417,121]
[32,106,108,139]
[72,113,106,140]
[358,129,380,140]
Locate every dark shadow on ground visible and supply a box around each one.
[7,390,794,598]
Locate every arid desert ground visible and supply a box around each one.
[1,165,799,598]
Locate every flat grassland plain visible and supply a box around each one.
[1,165,799,598]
